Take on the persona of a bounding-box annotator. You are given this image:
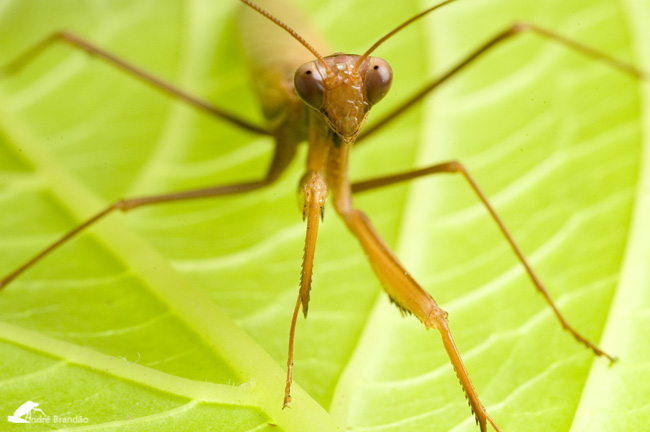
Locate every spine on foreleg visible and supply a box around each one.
[340,207,489,430]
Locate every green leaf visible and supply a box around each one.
[0,0,648,431]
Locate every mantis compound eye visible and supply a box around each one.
[294,61,325,109]
[364,57,392,106]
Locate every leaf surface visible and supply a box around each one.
[0,0,648,431]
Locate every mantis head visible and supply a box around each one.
[240,0,458,141]
[294,54,392,140]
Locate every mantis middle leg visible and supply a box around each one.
[0,135,297,289]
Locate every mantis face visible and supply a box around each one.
[294,54,392,140]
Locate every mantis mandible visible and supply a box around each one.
[0,0,646,430]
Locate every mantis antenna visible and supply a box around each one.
[354,0,460,70]
[239,0,332,73]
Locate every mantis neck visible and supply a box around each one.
[306,113,354,216]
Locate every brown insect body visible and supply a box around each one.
[284,30,494,427]
[1,0,646,430]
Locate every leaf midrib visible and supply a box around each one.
[0,103,341,431]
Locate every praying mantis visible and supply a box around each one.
[0,0,644,428]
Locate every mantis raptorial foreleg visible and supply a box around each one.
[285,170,328,407]
[0,31,269,135]
[0,139,297,289]
[359,22,647,142]
[351,160,615,361]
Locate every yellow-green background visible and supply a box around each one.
[0,0,648,430]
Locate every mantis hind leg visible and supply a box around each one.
[0,31,269,135]
[351,160,614,361]
[358,22,646,143]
